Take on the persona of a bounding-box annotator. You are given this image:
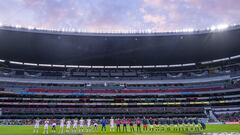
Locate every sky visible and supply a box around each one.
[0,0,240,32]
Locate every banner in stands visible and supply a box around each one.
[225,122,240,124]
[208,122,223,125]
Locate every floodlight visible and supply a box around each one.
[147,29,152,33]
[210,26,216,31]
[16,25,21,28]
[187,28,194,32]
[27,26,34,30]
[217,24,228,30]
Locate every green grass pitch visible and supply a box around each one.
[0,124,239,135]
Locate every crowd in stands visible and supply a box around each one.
[2,61,240,80]
[25,86,224,94]
[2,107,204,114]
[0,119,33,125]
[215,112,240,122]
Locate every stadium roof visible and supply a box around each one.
[0,26,240,66]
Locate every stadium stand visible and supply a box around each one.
[0,25,240,125]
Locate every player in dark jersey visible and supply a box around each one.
[193,118,199,131]
[183,117,189,131]
[101,117,107,132]
[200,121,206,130]
[160,118,165,131]
[166,117,171,131]
[116,118,121,132]
[142,117,148,132]
[189,118,194,131]
[155,118,160,132]
[136,117,141,132]
[173,118,178,131]
[51,119,57,133]
[122,117,127,132]
[129,118,135,132]
[178,118,183,132]
[149,117,154,132]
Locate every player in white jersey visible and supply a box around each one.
[87,118,91,132]
[51,120,57,133]
[66,119,72,133]
[93,119,98,132]
[79,118,85,132]
[43,119,49,134]
[110,117,115,132]
[72,118,78,133]
[59,118,65,134]
[33,118,41,134]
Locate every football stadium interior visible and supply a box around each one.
[0,24,240,135]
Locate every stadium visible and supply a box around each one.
[0,1,240,135]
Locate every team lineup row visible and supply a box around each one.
[33,117,207,134]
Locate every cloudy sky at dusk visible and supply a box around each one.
[0,0,240,32]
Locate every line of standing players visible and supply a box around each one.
[33,117,206,134]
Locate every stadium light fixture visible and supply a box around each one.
[118,66,130,68]
[212,57,229,62]
[143,65,155,68]
[9,61,23,65]
[53,64,65,68]
[15,25,22,28]
[217,24,229,30]
[230,55,240,60]
[0,22,237,34]
[130,66,142,68]
[78,65,91,68]
[201,60,213,64]
[27,26,34,30]
[39,64,52,67]
[92,66,104,68]
[72,28,76,32]
[169,64,182,67]
[211,24,229,31]
[24,63,38,66]
[147,29,152,33]
[210,26,217,31]
[105,66,117,69]
[156,65,168,68]
[182,63,196,66]
[66,65,78,68]
[187,28,194,32]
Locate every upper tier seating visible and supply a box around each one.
[26,86,224,94]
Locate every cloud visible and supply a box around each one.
[143,14,166,25]
[0,0,240,32]
[141,0,240,30]
[143,0,164,7]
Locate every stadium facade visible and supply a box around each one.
[0,25,239,124]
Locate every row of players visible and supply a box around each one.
[33,117,206,134]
